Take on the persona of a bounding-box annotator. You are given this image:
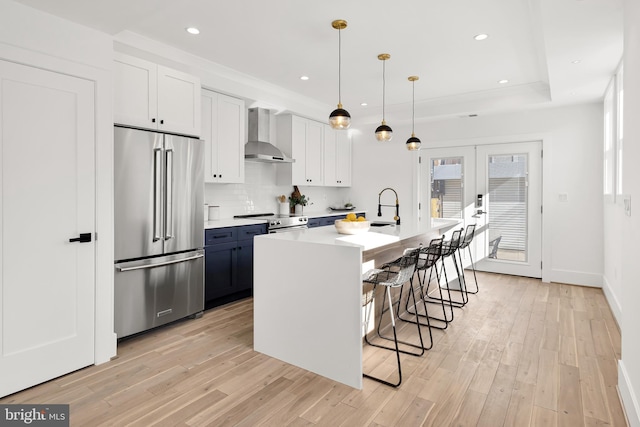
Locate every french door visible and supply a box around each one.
[421,141,542,278]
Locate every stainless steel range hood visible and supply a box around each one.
[245,107,294,163]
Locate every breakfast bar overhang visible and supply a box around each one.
[253,220,459,389]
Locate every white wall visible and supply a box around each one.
[617,0,640,424]
[351,103,604,286]
[0,0,116,364]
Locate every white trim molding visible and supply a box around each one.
[619,360,638,427]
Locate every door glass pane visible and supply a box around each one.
[430,157,463,219]
[488,154,527,262]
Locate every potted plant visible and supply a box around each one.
[289,193,310,215]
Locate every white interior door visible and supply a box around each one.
[421,141,542,278]
[0,60,95,397]
[474,142,542,278]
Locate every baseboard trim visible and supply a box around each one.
[548,269,602,287]
[602,276,622,328]
[619,360,639,427]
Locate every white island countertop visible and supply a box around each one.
[253,217,461,390]
[259,218,461,251]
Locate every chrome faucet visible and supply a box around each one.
[378,187,400,225]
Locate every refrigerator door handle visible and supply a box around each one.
[153,148,163,242]
[164,148,173,241]
[116,253,204,272]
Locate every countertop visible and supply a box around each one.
[254,218,461,251]
[203,209,368,230]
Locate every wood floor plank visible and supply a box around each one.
[578,354,610,423]
[558,335,578,367]
[504,380,536,427]
[394,396,435,426]
[557,363,584,427]
[532,405,558,426]
[450,389,487,427]
[534,348,558,411]
[0,273,626,427]
[476,362,518,427]
[370,389,415,426]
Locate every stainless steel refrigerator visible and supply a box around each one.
[114,126,204,338]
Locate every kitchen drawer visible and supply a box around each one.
[205,227,237,245]
[320,216,343,226]
[307,218,321,228]
[237,224,267,240]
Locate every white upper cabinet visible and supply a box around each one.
[201,89,245,183]
[277,114,324,186]
[324,125,352,187]
[114,53,201,137]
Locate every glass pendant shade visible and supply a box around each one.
[406,133,421,150]
[375,121,393,141]
[329,20,350,130]
[329,104,351,129]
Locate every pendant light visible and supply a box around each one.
[329,19,351,129]
[375,53,393,141]
[406,76,421,151]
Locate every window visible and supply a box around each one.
[430,157,463,219]
[603,62,624,202]
[603,80,615,198]
[616,64,624,197]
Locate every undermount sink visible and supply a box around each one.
[370,221,395,227]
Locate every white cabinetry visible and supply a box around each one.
[201,89,245,183]
[324,125,352,187]
[114,53,201,137]
[277,114,324,186]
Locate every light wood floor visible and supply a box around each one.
[0,271,627,426]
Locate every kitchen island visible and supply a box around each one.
[253,219,460,389]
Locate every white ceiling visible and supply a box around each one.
[14,0,623,125]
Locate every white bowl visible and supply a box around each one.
[334,219,370,235]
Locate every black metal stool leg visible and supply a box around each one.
[465,245,479,294]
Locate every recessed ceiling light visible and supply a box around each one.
[360,102,368,107]
[300,76,309,81]
[474,34,489,41]
[572,60,582,64]
[186,27,200,35]
[498,79,509,84]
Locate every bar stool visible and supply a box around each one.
[458,224,479,294]
[399,236,454,331]
[361,247,423,387]
[424,228,468,309]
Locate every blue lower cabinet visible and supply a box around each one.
[205,241,237,300]
[204,223,266,308]
[236,238,254,292]
[308,213,365,228]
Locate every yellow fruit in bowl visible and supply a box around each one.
[346,212,357,221]
[357,216,366,222]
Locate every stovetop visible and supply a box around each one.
[234,212,308,229]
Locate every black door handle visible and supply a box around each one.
[69,233,92,243]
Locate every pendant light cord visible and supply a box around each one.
[411,80,415,134]
[382,59,386,121]
[338,28,342,105]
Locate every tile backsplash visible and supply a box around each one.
[204,162,353,218]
